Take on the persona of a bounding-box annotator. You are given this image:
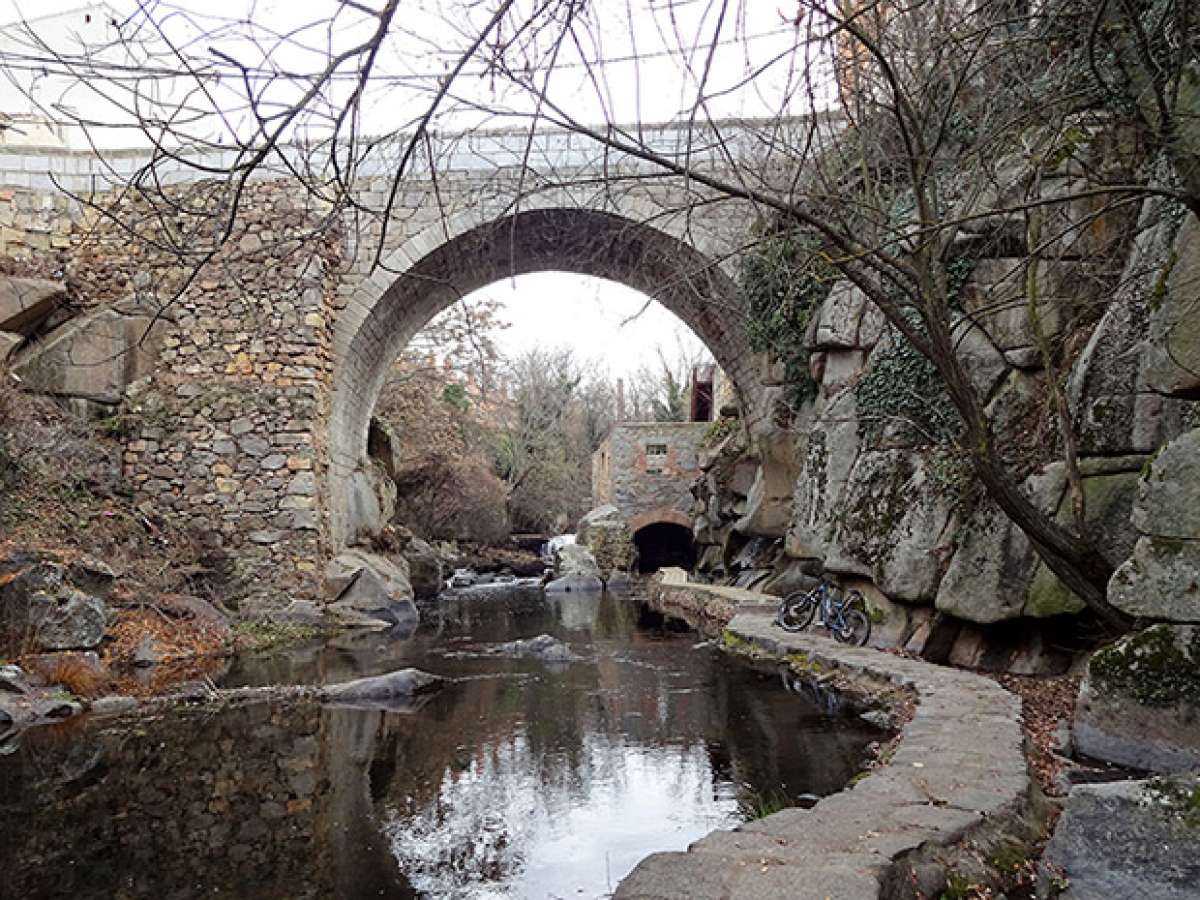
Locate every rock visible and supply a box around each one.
[89,695,139,716]
[1067,224,1193,453]
[785,388,860,560]
[858,709,894,730]
[29,589,108,651]
[0,330,21,360]
[66,556,115,598]
[344,460,396,542]
[812,281,870,350]
[13,308,166,403]
[0,665,30,695]
[1108,537,1200,623]
[0,276,64,334]
[1132,426,1200,540]
[962,258,1085,358]
[544,574,604,593]
[132,635,161,668]
[32,697,84,720]
[576,504,624,544]
[1145,214,1200,397]
[554,543,600,579]
[404,537,445,601]
[488,634,580,662]
[1039,775,1200,900]
[324,549,417,627]
[951,318,1009,401]
[1074,625,1200,772]
[825,449,956,602]
[320,667,443,705]
[274,600,324,626]
[937,497,1039,624]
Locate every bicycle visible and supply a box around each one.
[774,577,871,646]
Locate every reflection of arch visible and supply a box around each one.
[329,204,755,545]
[627,508,691,535]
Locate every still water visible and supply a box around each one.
[0,588,878,899]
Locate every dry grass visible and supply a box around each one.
[29,653,107,698]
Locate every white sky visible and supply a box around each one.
[1,0,808,374]
[462,271,709,378]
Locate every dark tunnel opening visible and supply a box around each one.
[633,522,696,574]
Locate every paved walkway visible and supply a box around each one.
[614,602,1028,899]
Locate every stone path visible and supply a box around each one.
[614,610,1029,899]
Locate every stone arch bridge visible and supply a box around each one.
[0,118,808,606]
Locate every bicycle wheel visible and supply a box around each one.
[833,608,871,646]
[777,590,818,632]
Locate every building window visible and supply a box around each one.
[646,443,668,473]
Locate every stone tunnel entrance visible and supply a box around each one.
[634,522,696,573]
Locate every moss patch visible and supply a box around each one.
[1089,625,1200,708]
[1143,775,1200,829]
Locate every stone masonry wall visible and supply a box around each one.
[2,174,341,609]
[593,422,709,529]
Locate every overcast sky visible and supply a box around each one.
[1,0,808,375]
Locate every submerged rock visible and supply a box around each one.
[488,634,580,662]
[320,668,444,705]
[1039,774,1200,900]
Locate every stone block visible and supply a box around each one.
[13,308,167,403]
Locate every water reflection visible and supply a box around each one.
[0,589,878,899]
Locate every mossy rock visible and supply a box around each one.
[1075,624,1200,772]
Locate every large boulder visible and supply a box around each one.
[576,504,624,544]
[825,449,956,602]
[343,460,397,544]
[324,549,416,628]
[1067,216,1193,454]
[1107,427,1200,623]
[962,258,1087,367]
[404,536,445,601]
[1039,775,1200,900]
[553,543,600,579]
[785,388,860,560]
[1132,426,1200,541]
[1109,538,1200,623]
[1074,625,1200,772]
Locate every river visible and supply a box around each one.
[0,586,879,899]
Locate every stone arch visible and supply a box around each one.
[626,508,692,535]
[329,203,756,546]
